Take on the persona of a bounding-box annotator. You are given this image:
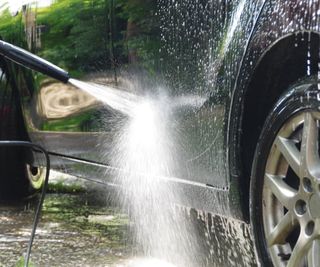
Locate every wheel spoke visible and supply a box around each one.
[265,174,297,208]
[287,235,310,267]
[275,136,300,177]
[262,110,320,267]
[267,211,297,247]
[301,113,320,178]
[307,239,320,267]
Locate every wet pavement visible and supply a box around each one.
[0,172,134,267]
[0,172,258,267]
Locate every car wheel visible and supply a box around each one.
[0,151,46,200]
[250,77,320,267]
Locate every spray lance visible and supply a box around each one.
[0,40,70,83]
[0,40,139,116]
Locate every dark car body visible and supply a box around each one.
[1,0,320,235]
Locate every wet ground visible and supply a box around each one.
[0,172,135,267]
[0,172,258,267]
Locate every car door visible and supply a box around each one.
[0,0,264,190]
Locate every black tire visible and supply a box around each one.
[250,77,320,267]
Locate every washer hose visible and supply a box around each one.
[0,40,69,83]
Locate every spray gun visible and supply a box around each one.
[0,40,140,116]
[0,40,70,83]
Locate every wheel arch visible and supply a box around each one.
[232,31,320,220]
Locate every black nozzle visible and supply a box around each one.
[0,40,69,83]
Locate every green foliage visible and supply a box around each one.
[15,256,35,267]
[48,180,85,193]
[0,9,23,44]
[37,0,113,71]
[0,0,159,75]
[117,0,159,71]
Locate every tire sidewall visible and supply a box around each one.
[250,82,320,266]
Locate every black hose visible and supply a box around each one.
[0,141,50,267]
[0,40,69,83]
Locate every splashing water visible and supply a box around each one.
[64,0,286,265]
[124,257,177,267]
[67,2,254,265]
[69,78,140,116]
[70,76,200,266]
[69,78,205,114]
[67,3,253,264]
[110,95,199,266]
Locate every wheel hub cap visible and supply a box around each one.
[262,111,320,267]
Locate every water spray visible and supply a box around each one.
[0,40,204,266]
[0,40,142,115]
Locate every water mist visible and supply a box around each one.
[69,74,201,266]
[107,93,199,267]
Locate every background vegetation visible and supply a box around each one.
[0,0,159,77]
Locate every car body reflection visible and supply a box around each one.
[1,1,320,266]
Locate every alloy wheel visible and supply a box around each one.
[263,110,320,267]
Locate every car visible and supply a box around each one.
[1,0,320,266]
